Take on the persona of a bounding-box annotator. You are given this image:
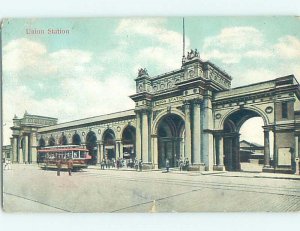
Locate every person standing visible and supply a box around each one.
[166,159,170,172]
[139,159,143,172]
[56,159,61,176]
[67,158,73,176]
[134,158,139,171]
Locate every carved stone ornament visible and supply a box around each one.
[265,106,273,114]
[138,68,149,77]
[187,49,200,60]
[215,113,222,119]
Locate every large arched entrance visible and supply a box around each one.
[122,125,136,159]
[86,131,97,165]
[222,109,270,172]
[72,133,81,145]
[103,129,116,160]
[156,114,185,169]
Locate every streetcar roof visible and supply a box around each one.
[38,148,89,152]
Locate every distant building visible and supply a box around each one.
[240,140,264,164]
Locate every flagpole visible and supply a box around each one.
[183,17,185,58]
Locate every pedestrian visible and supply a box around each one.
[117,158,120,169]
[134,158,139,171]
[179,158,183,171]
[166,158,170,172]
[139,159,143,172]
[56,159,61,176]
[67,158,73,176]
[101,158,105,170]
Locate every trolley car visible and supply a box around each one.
[38,145,91,171]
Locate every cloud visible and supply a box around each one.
[116,18,186,49]
[275,35,300,59]
[116,18,190,74]
[3,38,48,73]
[202,27,269,64]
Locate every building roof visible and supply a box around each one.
[38,109,135,133]
[240,140,263,148]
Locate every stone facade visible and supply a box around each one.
[8,50,300,173]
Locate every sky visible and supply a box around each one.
[2,17,300,145]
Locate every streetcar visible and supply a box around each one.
[37,145,91,171]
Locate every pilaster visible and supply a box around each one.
[183,101,192,162]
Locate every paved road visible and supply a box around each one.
[3,164,300,212]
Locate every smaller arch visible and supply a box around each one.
[152,108,185,135]
[102,129,116,143]
[48,136,56,146]
[38,137,46,148]
[72,133,81,145]
[219,106,269,130]
[85,131,98,165]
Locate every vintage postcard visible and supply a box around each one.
[1,17,300,212]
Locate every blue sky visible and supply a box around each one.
[2,17,300,144]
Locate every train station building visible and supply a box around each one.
[9,50,300,174]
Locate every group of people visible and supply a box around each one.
[100,157,144,171]
[2,158,12,170]
[100,158,126,169]
[164,156,189,172]
[56,158,73,176]
[177,157,190,171]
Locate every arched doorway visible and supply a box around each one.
[156,114,185,169]
[122,125,136,159]
[59,134,68,145]
[103,129,116,160]
[48,136,56,146]
[86,131,97,165]
[38,138,46,148]
[223,109,269,172]
[72,133,81,145]
[38,137,46,163]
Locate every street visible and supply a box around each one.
[3,164,300,212]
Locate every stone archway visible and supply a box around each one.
[102,129,116,160]
[48,136,56,146]
[122,125,136,159]
[222,108,270,172]
[72,133,81,145]
[86,131,97,165]
[155,114,185,169]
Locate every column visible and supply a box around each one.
[219,136,224,167]
[234,134,241,171]
[120,142,123,158]
[264,130,271,167]
[192,100,201,164]
[152,135,158,169]
[30,132,38,163]
[202,91,214,170]
[116,140,121,159]
[295,136,299,158]
[135,111,142,160]
[141,110,149,162]
[99,142,104,160]
[12,136,18,163]
[184,101,192,162]
[295,136,299,175]
[96,141,102,164]
[24,135,29,164]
